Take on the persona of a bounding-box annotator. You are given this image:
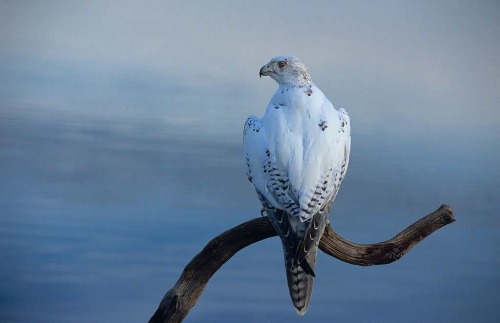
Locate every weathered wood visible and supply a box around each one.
[149,204,455,323]
[319,204,455,265]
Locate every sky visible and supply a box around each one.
[2,0,499,137]
[0,1,499,322]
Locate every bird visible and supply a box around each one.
[243,55,351,315]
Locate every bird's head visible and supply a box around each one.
[259,55,312,87]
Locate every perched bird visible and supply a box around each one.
[243,56,351,315]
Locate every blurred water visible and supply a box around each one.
[1,1,499,321]
[0,104,498,323]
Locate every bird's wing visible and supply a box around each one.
[244,116,272,208]
[293,107,351,266]
[264,98,351,222]
[245,112,304,216]
[296,105,351,221]
[264,152,302,217]
[244,114,316,276]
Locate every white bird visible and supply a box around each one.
[243,56,351,315]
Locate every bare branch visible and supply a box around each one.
[319,204,455,265]
[149,205,455,323]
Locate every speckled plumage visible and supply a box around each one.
[243,55,351,315]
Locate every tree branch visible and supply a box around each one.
[149,204,455,323]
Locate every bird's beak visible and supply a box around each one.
[259,64,272,78]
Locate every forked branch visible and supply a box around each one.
[149,204,455,323]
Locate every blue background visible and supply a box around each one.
[1,1,499,322]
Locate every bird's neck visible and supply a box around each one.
[276,79,315,99]
[277,74,312,89]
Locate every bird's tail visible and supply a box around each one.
[266,208,321,315]
[284,209,329,315]
[283,244,318,315]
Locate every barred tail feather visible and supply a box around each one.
[266,208,322,315]
[285,251,317,315]
[293,207,330,270]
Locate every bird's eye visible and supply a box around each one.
[278,61,287,68]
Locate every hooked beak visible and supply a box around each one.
[259,64,272,78]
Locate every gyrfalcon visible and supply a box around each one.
[243,55,351,315]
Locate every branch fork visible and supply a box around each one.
[150,204,455,322]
